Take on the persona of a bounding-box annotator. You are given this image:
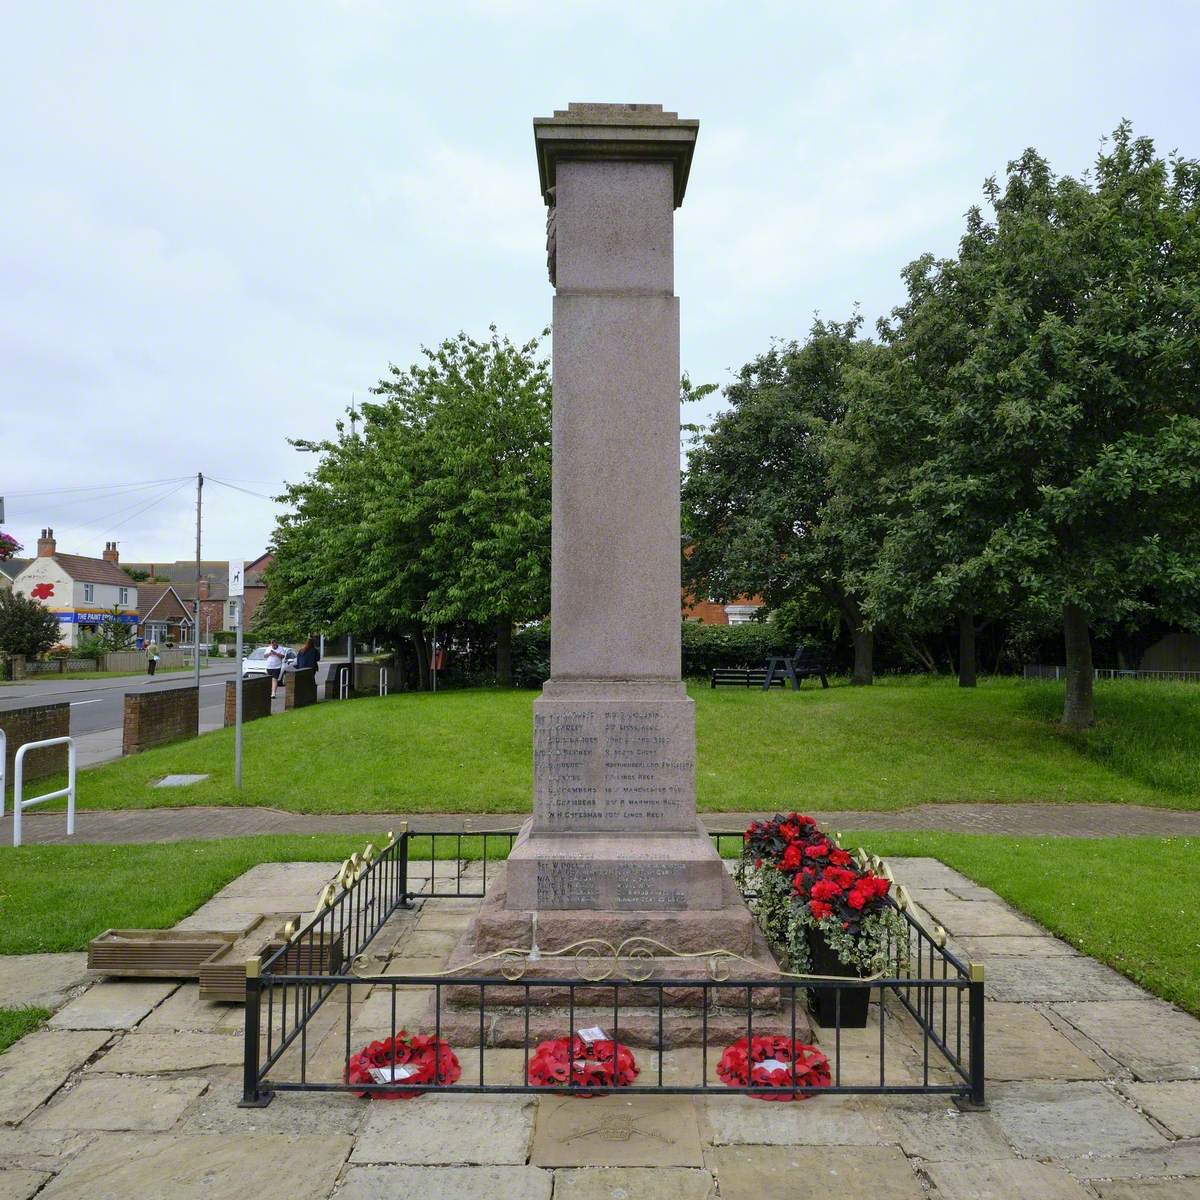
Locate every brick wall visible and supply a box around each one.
[224,676,272,726]
[1,702,69,794]
[123,687,198,755]
[284,668,318,710]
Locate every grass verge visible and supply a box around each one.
[28,676,1200,814]
[0,1006,50,1052]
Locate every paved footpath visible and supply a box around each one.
[3,802,1200,846]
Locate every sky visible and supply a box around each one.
[3,0,1198,562]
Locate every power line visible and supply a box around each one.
[3,476,190,500]
[9,477,194,522]
[51,479,192,545]
[207,477,280,502]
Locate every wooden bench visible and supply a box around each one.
[710,667,786,688]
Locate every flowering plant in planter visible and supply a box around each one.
[527,1033,639,1095]
[0,532,21,562]
[716,1034,831,1101]
[344,1032,461,1099]
[737,812,906,977]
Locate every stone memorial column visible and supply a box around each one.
[504,103,726,913]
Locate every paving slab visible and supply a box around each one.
[989,1081,1168,1159]
[882,858,974,889]
[0,1030,111,1125]
[1095,1181,1200,1199]
[1065,1142,1200,1181]
[47,980,175,1030]
[337,1165,553,1199]
[398,930,459,959]
[413,909,473,933]
[922,1158,1094,1199]
[0,955,89,1011]
[1054,1001,1200,1081]
[352,1096,535,1165]
[953,934,1081,958]
[37,1133,352,1200]
[703,1095,885,1147]
[533,1096,703,1167]
[983,1004,1107,1081]
[1118,1080,1200,1139]
[178,1075,366,1137]
[136,984,243,1033]
[876,1096,1015,1160]
[0,1129,96,1173]
[908,897,1046,937]
[0,1169,49,1200]
[155,774,210,787]
[30,1075,207,1131]
[554,1166,716,1199]
[708,1145,924,1200]
[90,1032,243,1074]
[983,955,1146,1002]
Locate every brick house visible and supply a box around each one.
[12,530,138,647]
[242,551,273,627]
[137,583,192,647]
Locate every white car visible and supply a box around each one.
[242,646,297,678]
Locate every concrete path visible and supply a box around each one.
[1,857,1197,1197]
[4,802,1199,847]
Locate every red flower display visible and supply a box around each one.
[344,1032,461,1099]
[717,1035,832,1102]
[527,1035,639,1095]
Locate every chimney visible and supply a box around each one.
[198,577,210,601]
[102,540,119,564]
[37,528,56,557]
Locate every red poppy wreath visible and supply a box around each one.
[344,1032,461,1099]
[716,1034,831,1102]
[527,1032,639,1095]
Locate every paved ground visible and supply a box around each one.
[5,802,1200,846]
[1,857,1197,1198]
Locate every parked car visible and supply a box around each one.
[242,646,297,678]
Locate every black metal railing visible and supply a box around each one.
[243,827,985,1109]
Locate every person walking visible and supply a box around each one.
[147,643,160,676]
[295,636,320,673]
[264,638,285,699]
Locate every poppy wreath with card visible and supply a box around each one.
[344,1032,461,1099]
[527,1035,639,1095]
[716,1034,831,1102]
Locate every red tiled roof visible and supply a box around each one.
[51,553,139,588]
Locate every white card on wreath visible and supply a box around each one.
[756,1058,791,1073]
[577,1026,608,1044]
[368,1064,420,1084]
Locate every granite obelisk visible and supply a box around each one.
[503,103,726,913]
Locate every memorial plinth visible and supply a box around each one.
[440,104,789,1046]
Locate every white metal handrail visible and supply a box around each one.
[0,728,6,816]
[379,668,389,697]
[13,736,76,847]
[338,665,351,700]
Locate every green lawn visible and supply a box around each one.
[0,1006,50,1053]
[30,676,1200,814]
[857,833,1200,1018]
[1,832,1195,1017]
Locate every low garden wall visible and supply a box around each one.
[0,702,69,793]
[123,687,198,755]
[284,668,319,710]
[224,676,272,725]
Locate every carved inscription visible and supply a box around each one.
[536,860,689,909]
[533,703,695,831]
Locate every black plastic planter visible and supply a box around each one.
[805,928,872,1028]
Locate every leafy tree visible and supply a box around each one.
[682,319,885,684]
[0,590,61,658]
[899,125,1200,727]
[122,567,151,582]
[264,328,551,687]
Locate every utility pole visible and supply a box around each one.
[193,472,203,688]
[229,559,244,788]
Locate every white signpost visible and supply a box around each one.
[229,559,245,789]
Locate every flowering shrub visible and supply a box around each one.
[716,1034,831,1101]
[527,1034,639,1094]
[737,812,906,976]
[0,532,21,561]
[344,1032,461,1099]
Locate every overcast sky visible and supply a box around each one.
[3,1,1197,562]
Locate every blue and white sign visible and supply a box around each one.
[56,611,139,624]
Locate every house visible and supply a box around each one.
[124,553,273,637]
[242,551,273,627]
[13,531,138,647]
[137,583,192,647]
[682,593,764,626]
[0,558,30,592]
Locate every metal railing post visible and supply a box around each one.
[240,956,273,1107]
[12,736,76,847]
[959,962,987,1110]
[398,822,411,907]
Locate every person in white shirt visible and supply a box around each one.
[264,639,285,698]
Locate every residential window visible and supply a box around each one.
[119,586,129,605]
[228,601,236,615]
[84,583,94,603]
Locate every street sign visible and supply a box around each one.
[229,559,244,598]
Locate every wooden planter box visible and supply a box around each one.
[88,929,238,978]
[198,915,290,1003]
[265,926,347,977]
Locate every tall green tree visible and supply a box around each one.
[0,590,61,658]
[883,124,1200,726]
[263,328,551,687]
[683,319,885,684]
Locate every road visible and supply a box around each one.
[0,659,346,765]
